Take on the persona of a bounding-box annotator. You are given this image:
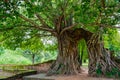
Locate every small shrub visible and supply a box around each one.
[105,68,120,78]
[96,63,102,76]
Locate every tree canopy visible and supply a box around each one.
[0,0,120,50]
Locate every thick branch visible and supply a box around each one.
[60,23,77,35]
[101,0,105,8]
[0,24,31,32]
[56,15,64,33]
[33,34,53,37]
[36,14,48,26]
[35,13,53,29]
[29,25,57,36]
[19,14,39,27]
[18,14,56,34]
[0,27,14,32]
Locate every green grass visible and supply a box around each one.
[0,76,7,79]
[0,53,32,65]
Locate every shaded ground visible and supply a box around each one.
[0,70,15,79]
[0,69,37,80]
[24,72,116,80]
[0,72,13,79]
[24,67,118,80]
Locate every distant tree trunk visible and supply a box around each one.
[32,54,35,64]
[47,30,82,75]
[86,34,120,77]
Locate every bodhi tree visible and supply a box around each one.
[0,0,120,76]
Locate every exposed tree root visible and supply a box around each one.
[87,34,120,77]
[47,55,81,76]
[47,31,82,76]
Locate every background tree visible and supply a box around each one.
[103,28,120,63]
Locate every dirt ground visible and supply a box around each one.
[53,75,115,80]
[52,71,117,80]
[23,67,118,80]
[23,71,117,80]
[0,70,15,78]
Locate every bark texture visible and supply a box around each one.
[47,28,120,76]
[86,34,120,77]
[47,29,85,75]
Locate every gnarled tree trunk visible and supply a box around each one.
[47,28,120,76]
[47,30,82,75]
[86,34,120,77]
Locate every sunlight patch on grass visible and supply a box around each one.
[0,53,32,65]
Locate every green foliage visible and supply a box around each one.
[96,63,102,76]
[0,0,119,51]
[21,36,57,64]
[105,68,120,78]
[0,50,32,65]
[0,47,57,65]
[103,28,120,53]
[96,63,120,77]
[0,0,119,30]
[78,39,88,63]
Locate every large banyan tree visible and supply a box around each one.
[0,0,120,77]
